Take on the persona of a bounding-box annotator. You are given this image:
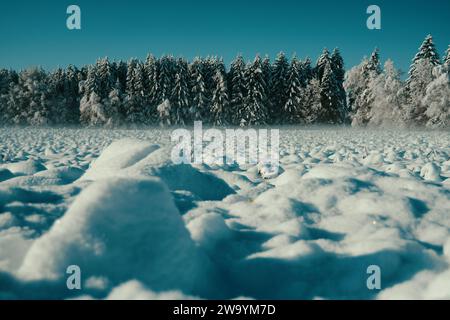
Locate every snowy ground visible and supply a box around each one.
[0,127,449,300]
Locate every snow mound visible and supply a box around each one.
[34,166,84,183]
[106,280,200,300]
[18,177,211,294]
[83,139,235,201]
[187,213,233,251]
[420,162,442,181]
[82,139,160,181]
[4,159,46,176]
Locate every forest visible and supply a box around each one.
[0,35,448,128]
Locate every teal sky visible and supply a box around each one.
[0,0,449,73]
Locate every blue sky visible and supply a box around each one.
[0,0,449,74]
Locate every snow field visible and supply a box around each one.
[0,127,449,299]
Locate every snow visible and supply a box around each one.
[17,176,213,296]
[0,126,449,300]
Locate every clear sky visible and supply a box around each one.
[0,0,449,74]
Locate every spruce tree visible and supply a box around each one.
[171,58,191,125]
[228,55,247,125]
[405,35,441,125]
[242,56,268,126]
[283,56,303,123]
[144,54,158,122]
[444,45,450,73]
[210,69,229,125]
[270,52,289,123]
[124,59,147,125]
[331,48,348,122]
[189,58,209,121]
[300,78,321,124]
[315,48,331,81]
[364,48,382,76]
[319,63,343,124]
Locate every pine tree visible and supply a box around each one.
[270,52,289,123]
[210,69,229,125]
[283,56,303,123]
[228,55,247,125]
[242,56,268,126]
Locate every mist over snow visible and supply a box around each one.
[0,127,449,300]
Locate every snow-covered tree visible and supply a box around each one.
[301,58,313,85]
[344,49,382,126]
[407,35,440,87]
[367,59,404,127]
[228,55,247,125]
[330,48,348,122]
[403,36,441,125]
[6,68,50,125]
[365,48,382,76]
[270,52,289,123]
[143,54,158,122]
[319,63,344,123]
[64,65,81,123]
[300,78,321,124]
[189,58,209,121]
[445,45,450,67]
[80,65,108,126]
[242,56,268,126]
[423,65,450,128]
[210,69,229,125]
[283,56,303,123]
[156,56,176,107]
[124,60,147,125]
[315,48,331,81]
[96,58,114,99]
[157,99,172,126]
[171,58,191,125]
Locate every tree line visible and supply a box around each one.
[0,35,448,128]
